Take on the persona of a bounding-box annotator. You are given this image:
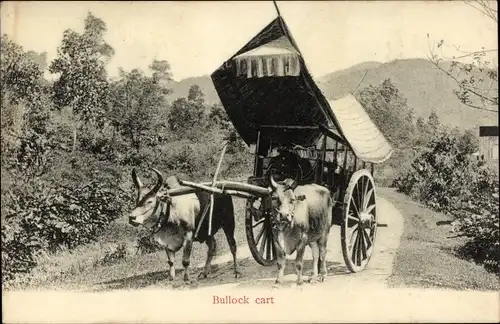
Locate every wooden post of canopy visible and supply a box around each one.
[254,130,261,177]
[208,141,228,236]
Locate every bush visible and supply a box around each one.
[452,170,499,273]
[99,243,128,266]
[1,171,129,282]
[136,229,164,255]
[392,130,499,273]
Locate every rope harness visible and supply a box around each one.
[149,193,171,235]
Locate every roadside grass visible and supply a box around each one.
[7,197,248,291]
[379,187,499,291]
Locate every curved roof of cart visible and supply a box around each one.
[211,9,393,164]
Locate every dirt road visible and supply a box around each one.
[4,197,499,323]
[192,196,405,290]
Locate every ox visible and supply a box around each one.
[128,168,240,283]
[269,176,333,285]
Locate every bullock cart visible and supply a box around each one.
[166,13,393,273]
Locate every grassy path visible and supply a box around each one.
[379,187,499,291]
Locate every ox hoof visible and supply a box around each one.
[308,276,320,284]
[188,279,199,288]
[319,275,326,282]
[172,282,184,289]
[198,272,208,279]
[296,280,304,286]
[234,271,242,279]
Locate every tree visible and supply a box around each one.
[108,62,172,150]
[427,1,498,113]
[149,59,172,85]
[49,12,114,152]
[427,110,441,133]
[188,84,205,104]
[356,79,413,148]
[208,103,231,130]
[168,98,205,134]
[416,116,426,131]
[405,107,416,125]
[0,35,51,174]
[167,85,208,141]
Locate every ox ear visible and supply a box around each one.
[157,188,167,198]
[132,168,143,189]
[296,195,306,201]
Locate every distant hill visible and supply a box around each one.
[317,58,497,130]
[167,58,498,130]
[166,75,220,106]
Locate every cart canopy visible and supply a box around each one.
[211,16,393,164]
[327,94,393,163]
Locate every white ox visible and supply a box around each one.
[269,176,333,285]
[128,168,240,284]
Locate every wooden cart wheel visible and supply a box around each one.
[245,197,277,266]
[341,169,378,273]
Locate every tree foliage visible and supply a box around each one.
[49,12,114,123]
[0,34,52,176]
[356,79,415,148]
[108,64,172,150]
[168,85,207,139]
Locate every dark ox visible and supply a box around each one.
[128,168,240,283]
[269,176,333,285]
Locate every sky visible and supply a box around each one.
[1,1,497,81]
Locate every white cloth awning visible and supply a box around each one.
[327,94,393,164]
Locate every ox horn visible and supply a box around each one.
[132,168,143,189]
[150,168,164,195]
[269,173,279,189]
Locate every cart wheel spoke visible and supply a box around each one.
[350,197,360,217]
[266,230,272,261]
[255,224,265,245]
[259,230,267,256]
[363,188,374,210]
[365,203,376,215]
[363,178,370,206]
[363,227,373,248]
[349,227,358,250]
[360,230,368,261]
[253,218,265,228]
[356,230,364,266]
[348,223,359,239]
[347,213,359,223]
[350,232,357,264]
[355,181,362,211]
